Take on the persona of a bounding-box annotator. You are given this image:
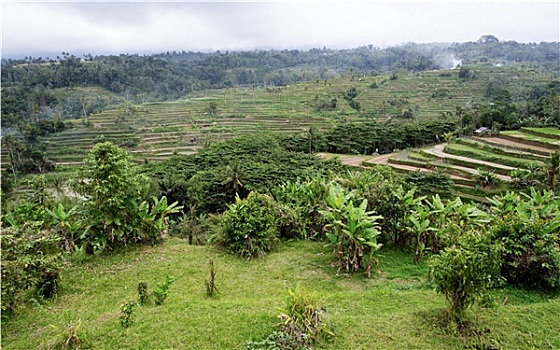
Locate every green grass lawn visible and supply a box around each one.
[2,239,559,349]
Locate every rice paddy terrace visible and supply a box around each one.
[1,63,556,185]
[342,127,560,202]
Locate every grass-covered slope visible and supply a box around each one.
[26,63,556,171]
[2,239,559,349]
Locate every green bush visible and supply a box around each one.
[153,275,175,305]
[137,282,150,305]
[429,230,503,321]
[492,218,560,289]
[1,227,61,315]
[220,192,280,258]
[272,177,329,240]
[120,300,137,328]
[488,189,560,289]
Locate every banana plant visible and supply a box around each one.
[321,184,383,277]
[408,205,434,263]
[139,196,183,232]
[46,203,80,252]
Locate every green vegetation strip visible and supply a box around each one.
[500,131,560,149]
[456,138,547,162]
[386,157,476,181]
[419,149,513,176]
[521,127,560,140]
[444,143,544,169]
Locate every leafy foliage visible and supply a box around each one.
[272,176,330,240]
[488,189,560,289]
[429,231,503,320]
[340,167,419,246]
[73,142,179,252]
[120,300,137,328]
[147,135,346,216]
[219,192,280,258]
[137,282,149,305]
[476,168,500,188]
[276,288,331,348]
[46,203,80,252]
[153,275,175,305]
[408,195,489,262]
[1,227,61,315]
[320,184,383,277]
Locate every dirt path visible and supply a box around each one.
[365,153,393,165]
[476,136,555,154]
[321,152,473,182]
[426,144,515,171]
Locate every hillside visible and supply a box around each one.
[2,62,555,175]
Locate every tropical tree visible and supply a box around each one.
[72,142,169,252]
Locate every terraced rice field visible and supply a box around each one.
[1,63,555,181]
[333,128,560,202]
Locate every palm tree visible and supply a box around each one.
[222,162,244,195]
[305,126,319,154]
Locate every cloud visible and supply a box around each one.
[2,1,558,58]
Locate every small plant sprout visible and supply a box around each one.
[153,275,174,305]
[137,282,150,305]
[205,258,219,297]
[120,300,137,328]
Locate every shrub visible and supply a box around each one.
[1,227,61,315]
[153,275,174,305]
[429,231,503,322]
[488,189,560,289]
[272,177,329,240]
[120,300,137,328]
[220,192,280,258]
[476,168,500,188]
[137,282,150,305]
[492,218,560,289]
[247,288,331,349]
[246,331,309,350]
[40,319,84,350]
[278,288,329,346]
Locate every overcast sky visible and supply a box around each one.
[2,1,559,59]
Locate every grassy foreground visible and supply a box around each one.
[2,239,559,349]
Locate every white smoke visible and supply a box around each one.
[434,53,462,69]
[451,56,462,69]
